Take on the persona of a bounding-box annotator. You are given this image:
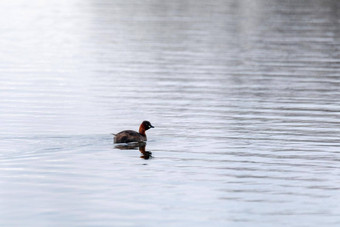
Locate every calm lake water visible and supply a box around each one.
[1,0,340,226]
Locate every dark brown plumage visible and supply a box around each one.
[113,121,154,143]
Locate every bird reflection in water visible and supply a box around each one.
[115,142,152,160]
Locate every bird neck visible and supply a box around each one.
[139,124,146,136]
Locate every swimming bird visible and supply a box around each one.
[113,121,154,143]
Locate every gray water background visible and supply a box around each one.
[0,0,340,226]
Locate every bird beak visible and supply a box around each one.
[150,125,154,128]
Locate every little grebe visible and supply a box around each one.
[113,121,154,143]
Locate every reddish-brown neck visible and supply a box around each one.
[139,123,146,136]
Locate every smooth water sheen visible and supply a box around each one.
[1,0,340,226]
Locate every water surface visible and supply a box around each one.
[0,0,340,226]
